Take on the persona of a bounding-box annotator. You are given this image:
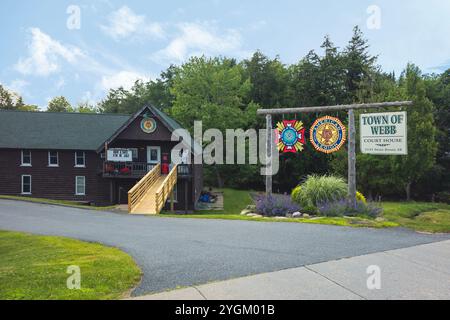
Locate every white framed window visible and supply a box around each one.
[48,151,59,167]
[75,151,86,167]
[21,150,32,166]
[147,146,161,164]
[21,175,31,194]
[75,176,85,195]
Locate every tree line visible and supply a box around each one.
[1,27,448,201]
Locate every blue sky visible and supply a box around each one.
[1,0,449,109]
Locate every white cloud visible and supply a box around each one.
[100,70,149,91]
[15,28,85,76]
[151,22,243,64]
[6,79,29,96]
[101,6,164,41]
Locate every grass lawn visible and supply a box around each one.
[0,195,116,211]
[0,230,141,300]
[382,202,450,233]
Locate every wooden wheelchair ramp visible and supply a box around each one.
[127,164,177,215]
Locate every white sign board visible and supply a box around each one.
[360,111,407,155]
[107,148,132,162]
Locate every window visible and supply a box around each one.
[129,148,138,160]
[48,151,59,167]
[75,151,85,167]
[21,150,31,166]
[21,175,31,194]
[147,146,160,164]
[75,176,85,195]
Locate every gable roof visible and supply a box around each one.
[97,104,202,155]
[0,106,200,153]
[98,105,182,151]
[0,110,130,150]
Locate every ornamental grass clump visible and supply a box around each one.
[292,175,347,209]
[255,194,300,217]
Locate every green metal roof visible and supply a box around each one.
[0,110,130,150]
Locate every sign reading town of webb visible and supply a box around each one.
[360,111,407,155]
[107,148,132,162]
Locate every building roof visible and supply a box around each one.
[0,110,130,151]
[0,106,201,154]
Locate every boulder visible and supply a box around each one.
[292,212,302,218]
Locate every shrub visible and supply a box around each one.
[291,185,302,203]
[356,191,367,204]
[436,191,450,204]
[255,194,300,217]
[294,175,347,209]
[317,199,382,218]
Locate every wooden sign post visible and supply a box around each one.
[257,101,413,208]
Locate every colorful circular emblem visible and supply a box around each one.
[310,116,346,154]
[140,117,157,133]
[276,120,306,153]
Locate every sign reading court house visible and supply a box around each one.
[360,111,407,155]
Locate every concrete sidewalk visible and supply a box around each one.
[132,240,450,300]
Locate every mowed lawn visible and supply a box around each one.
[0,230,141,300]
[382,202,450,233]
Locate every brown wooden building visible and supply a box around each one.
[0,105,203,213]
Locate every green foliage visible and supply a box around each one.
[0,84,38,111]
[291,185,302,203]
[294,175,347,209]
[170,56,254,132]
[47,96,72,112]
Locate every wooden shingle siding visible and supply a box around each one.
[0,148,111,205]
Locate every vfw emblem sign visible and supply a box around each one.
[276,120,305,153]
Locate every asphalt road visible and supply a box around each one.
[0,199,448,296]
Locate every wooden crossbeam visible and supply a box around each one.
[257,101,413,115]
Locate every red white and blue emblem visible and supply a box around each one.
[276,120,306,153]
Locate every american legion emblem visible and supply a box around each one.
[140,117,157,134]
[310,116,346,154]
[276,120,306,153]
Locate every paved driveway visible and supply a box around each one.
[0,199,448,296]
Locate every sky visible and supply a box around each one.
[1,0,449,109]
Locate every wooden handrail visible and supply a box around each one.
[155,165,178,214]
[128,164,160,213]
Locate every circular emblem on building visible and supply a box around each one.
[310,116,346,154]
[276,120,305,153]
[140,117,157,133]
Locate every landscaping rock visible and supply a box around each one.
[292,212,302,218]
[240,209,252,215]
[251,214,263,218]
[302,213,310,218]
[246,213,259,217]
